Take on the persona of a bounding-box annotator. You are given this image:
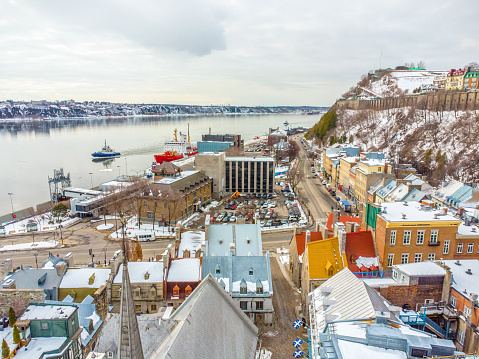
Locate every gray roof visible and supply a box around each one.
[202,252,273,297]
[376,179,396,199]
[401,188,427,202]
[150,274,258,359]
[2,268,62,297]
[206,223,262,256]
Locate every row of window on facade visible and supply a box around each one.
[239,301,264,310]
[389,230,439,245]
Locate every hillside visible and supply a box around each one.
[307,96,479,186]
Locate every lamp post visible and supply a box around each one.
[33,252,39,269]
[7,193,14,217]
[117,165,121,178]
[89,172,94,189]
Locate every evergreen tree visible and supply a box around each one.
[8,307,16,327]
[2,339,9,359]
[12,325,20,344]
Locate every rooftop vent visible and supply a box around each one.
[401,213,406,219]
[403,201,408,206]
[472,227,477,233]
[466,269,473,275]
[434,214,439,219]
[455,260,461,266]
[219,239,223,244]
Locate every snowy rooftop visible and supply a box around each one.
[226,156,274,162]
[442,259,479,296]
[207,223,262,256]
[360,159,387,167]
[393,261,446,277]
[20,304,76,320]
[60,268,111,288]
[15,337,68,359]
[337,339,406,359]
[167,258,201,282]
[114,261,164,284]
[154,170,199,184]
[178,230,204,258]
[457,223,479,236]
[341,156,359,164]
[378,201,461,223]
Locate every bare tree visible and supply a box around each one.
[286,159,304,193]
[159,188,182,231]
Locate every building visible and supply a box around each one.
[225,156,275,194]
[442,259,479,353]
[112,261,164,314]
[354,159,394,208]
[364,202,464,268]
[202,253,274,325]
[205,222,263,256]
[164,257,202,308]
[434,73,447,90]
[152,162,181,181]
[445,68,467,91]
[15,303,83,359]
[338,157,359,196]
[267,128,287,146]
[195,152,227,199]
[197,141,233,153]
[143,170,213,225]
[289,229,323,288]
[464,68,479,90]
[428,179,465,208]
[202,133,243,149]
[59,268,111,302]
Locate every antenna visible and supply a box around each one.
[188,123,190,144]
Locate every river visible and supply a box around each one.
[0,113,322,215]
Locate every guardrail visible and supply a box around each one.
[352,271,393,279]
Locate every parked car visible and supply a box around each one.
[281,219,288,225]
[266,220,273,227]
[230,216,236,222]
[259,221,265,227]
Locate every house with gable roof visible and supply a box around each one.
[289,229,323,288]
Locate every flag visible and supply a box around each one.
[293,338,303,348]
[293,319,302,329]
[293,349,304,358]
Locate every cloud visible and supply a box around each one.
[0,0,478,105]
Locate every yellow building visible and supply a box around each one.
[301,236,346,315]
[354,160,394,207]
[59,268,111,303]
[339,157,358,194]
[445,69,466,91]
[331,160,340,187]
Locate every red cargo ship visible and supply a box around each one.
[153,128,197,164]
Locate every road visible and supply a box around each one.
[292,136,341,223]
[0,221,293,268]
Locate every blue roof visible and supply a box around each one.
[202,252,273,297]
[376,180,396,199]
[206,223,262,256]
[340,200,351,206]
[2,268,63,300]
[42,254,65,269]
[401,188,427,202]
[446,185,474,204]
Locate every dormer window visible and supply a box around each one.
[173,285,179,297]
[215,264,221,274]
[144,271,150,280]
[134,288,141,298]
[240,278,247,294]
[256,279,264,294]
[185,285,192,297]
[249,268,254,276]
[150,287,156,298]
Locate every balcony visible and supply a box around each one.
[428,240,441,246]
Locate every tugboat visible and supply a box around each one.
[153,126,197,164]
[284,120,289,126]
[92,140,120,158]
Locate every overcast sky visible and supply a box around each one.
[1,0,478,106]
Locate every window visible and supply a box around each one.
[135,305,141,312]
[430,230,438,243]
[41,322,49,330]
[256,301,264,310]
[392,270,398,280]
[173,285,179,297]
[150,304,157,312]
[417,231,424,245]
[147,211,154,219]
[240,285,247,294]
[458,329,465,346]
[134,289,140,298]
[108,352,114,359]
[464,306,471,318]
[150,288,156,298]
[185,285,192,297]
[256,286,263,294]
[390,231,396,245]
[457,243,463,254]
[428,253,435,261]
[443,240,450,254]
[249,268,254,275]
[414,253,422,263]
[403,231,411,245]
[387,254,394,267]
[401,253,409,264]
[467,243,474,254]
[451,295,457,308]
[240,301,248,310]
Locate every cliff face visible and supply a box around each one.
[322,106,479,185]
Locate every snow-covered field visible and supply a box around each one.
[1,213,80,236]
[110,217,175,239]
[0,240,58,252]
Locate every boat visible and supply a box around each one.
[153,127,197,164]
[92,140,120,158]
[284,120,289,126]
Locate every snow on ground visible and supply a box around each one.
[276,247,289,254]
[278,255,290,266]
[110,217,175,239]
[256,349,273,359]
[97,223,114,230]
[0,240,58,252]
[91,215,119,222]
[181,212,201,227]
[202,201,219,212]
[1,213,79,236]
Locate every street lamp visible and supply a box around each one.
[89,172,94,189]
[7,193,14,217]
[117,165,121,177]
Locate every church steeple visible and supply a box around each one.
[118,237,144,358]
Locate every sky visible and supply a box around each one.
[1,0,479,106]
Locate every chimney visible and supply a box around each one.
[442,208,448,215]
[338,229,347,254]
[345,222,354,233]
[333,222,345,237]
[333,210,340,225]
[64,252,74,267]
[306,230,311,244]
[229,243,236,256]
[2,279,16,289]
[384,163,388,173]
[55,262,66,276]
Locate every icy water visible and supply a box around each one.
[0,114,321,215]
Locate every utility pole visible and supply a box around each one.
[8,193,14,217]
[33,252,39,269]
